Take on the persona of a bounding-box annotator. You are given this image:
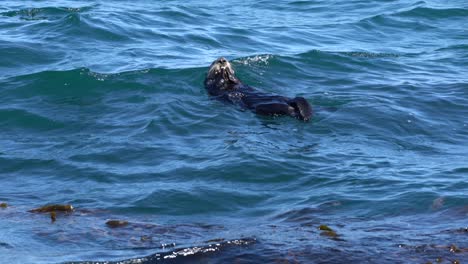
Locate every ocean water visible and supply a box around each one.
[1,0,467,263]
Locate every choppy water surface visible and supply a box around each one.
[1,0,467,263]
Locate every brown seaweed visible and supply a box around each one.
[318,225,333,232]
[29,204,74,213]
[0,202,7,208]
[140,235,152,242]
[106,220,129,228]
[318,224,343,241]
[50,211,57,222]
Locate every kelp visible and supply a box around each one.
[106,220,129,228]
[29,204,74,213]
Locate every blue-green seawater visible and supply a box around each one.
[1,0,467,263]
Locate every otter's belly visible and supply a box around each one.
[238,91,290,110]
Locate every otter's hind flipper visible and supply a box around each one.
[288,97,313,121]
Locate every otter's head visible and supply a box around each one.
[204,57,239,91]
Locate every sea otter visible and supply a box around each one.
[204,57,312,121]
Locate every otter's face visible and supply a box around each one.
[205,57,239,88]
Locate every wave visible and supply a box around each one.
[397,6,468,19]
[356,5,468,30]
[0,5,95,21]
[1,48,463,93]
[297,49,401,61]
[0,41,65,79]
[436,44,468,52]
[1,5,132,46]
[131,187,271,215]
[1,67,206,96]
[0,108,66,131]
[357,13,436,31]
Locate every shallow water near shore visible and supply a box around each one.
[1,0,467,263]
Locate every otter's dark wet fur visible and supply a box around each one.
[204,57,312,121]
